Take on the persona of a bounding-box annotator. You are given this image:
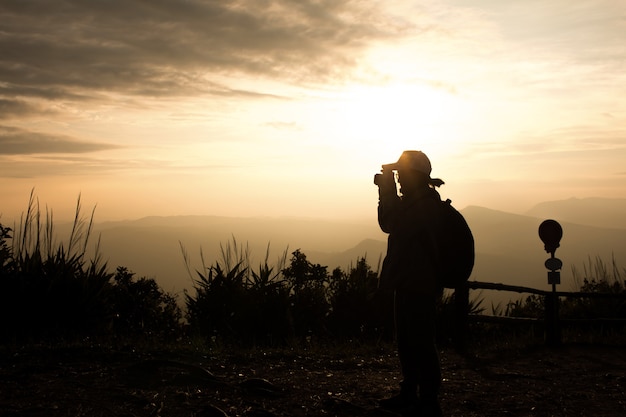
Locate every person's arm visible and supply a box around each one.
[376,171,400,233]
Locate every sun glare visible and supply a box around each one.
[329,82,470,166]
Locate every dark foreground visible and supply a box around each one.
[1,342,624,417]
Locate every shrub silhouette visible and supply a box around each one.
[184,243,396,345]
[502,256,625,322]
[0,193,114,340]
[281,249,331,338]
[111,266,182,339]
[245,250,291,344]
[186,260,250,341]
[0,192,181,342]
[327,257,394,341]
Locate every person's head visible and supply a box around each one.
[383,150,444,194]
[386,150,432,175]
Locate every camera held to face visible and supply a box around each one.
[373,164,396,187]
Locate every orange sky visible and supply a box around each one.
[1,0,625,224]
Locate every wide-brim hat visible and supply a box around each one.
[382,150,432,175]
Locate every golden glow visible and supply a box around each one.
[1,1,624,224]
[322,81,474,170]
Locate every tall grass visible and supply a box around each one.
[565,255,626,322]
[180,236,289,291]
[1,191,111,340]
[0,191,182,343]
[572,254,625,293]
[181,237,395,346]
[182,237,293,345]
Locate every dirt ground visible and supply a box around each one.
[1,342,624,417]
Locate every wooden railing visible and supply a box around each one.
[452,281,626,351]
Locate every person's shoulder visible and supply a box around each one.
[419,191,444,219]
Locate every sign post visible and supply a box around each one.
[539,219,563,346]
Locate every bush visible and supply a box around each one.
[282,249,331,338]
[0,193,114,340]
[558,256,626,326]
[327,257,393,341]
[184,239,293,345]
[0,191,181,343]
[183,242,396,345]
[111,266,182,339]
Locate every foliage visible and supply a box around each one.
[3,192,625,348]
[327,257,393,341]
[0,191,181,343]
[282,249,331,337]
[500,256,626,322]
[0,224,13,271]
[184,238,292,345]
[185,260,250,341]
[505,295,544,319]
[562,255,626,320]
[0,192,114,340]
[184,242,394,346]
[436,288,487,346]
[111,266,182,339]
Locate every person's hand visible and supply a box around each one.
[374,170,396,191]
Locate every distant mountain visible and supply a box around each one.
[80,202,626,307]
[525,197,626,229]
[305,238,387,272]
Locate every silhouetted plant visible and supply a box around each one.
[0,191,115,340]
[282,249,331,338]
[185,260,248,340]
[562,255,625,321]
[0,224,12,271]
[111,266,182,339]
[184,238,293,345]
[327,257,393,341]
[244,245,291,344]
[505,295,544,319]
[501,256,625,322]
[436,289,487,346]
[1,191,183,343]
[0,223,17,339]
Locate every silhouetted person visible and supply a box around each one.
[374,150,444,417]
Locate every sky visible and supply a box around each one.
[1,0,625,224]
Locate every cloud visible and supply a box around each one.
[458,0,624,61]
[0,151,240,179]
[0,0,414,121]
[0,126,120,155]
[0,99,48,118]
[0,156,116,179]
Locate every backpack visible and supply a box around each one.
[436,199,475,288]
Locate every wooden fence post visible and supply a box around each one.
[453,283,470,352]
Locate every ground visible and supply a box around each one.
[1,342,624,417]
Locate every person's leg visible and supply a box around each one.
[398,292,441,408]
[410,294,442,416]
[412,295,441,401]
[379,291,419,411]
[396,291,420,395]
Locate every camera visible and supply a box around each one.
[373,165,395,186]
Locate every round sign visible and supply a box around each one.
[539,220,563,254]
[545,257,563,271]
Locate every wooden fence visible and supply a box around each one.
[452,281,626,351]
